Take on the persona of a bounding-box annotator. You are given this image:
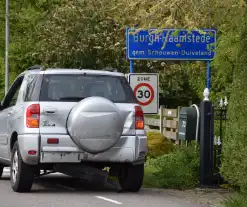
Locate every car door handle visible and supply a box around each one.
[8,111,13,116]
[44,107,56,114]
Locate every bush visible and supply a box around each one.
[221,7,247,192]
[145,143,200,189]
[146,131,174,158]
[223,194,247,207]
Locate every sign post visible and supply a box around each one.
[126,27,217,187]
[130,60,134,73]
[129,73,159,114]
[207,61,211,89]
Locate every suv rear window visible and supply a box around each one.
[39,74,137,103]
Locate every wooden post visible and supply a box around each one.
[159,105,164,135]
[176,106,181,145]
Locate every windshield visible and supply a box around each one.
[39,74,137,103]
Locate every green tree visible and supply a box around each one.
[0,0,245,102]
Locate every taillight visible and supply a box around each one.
[135,106,144,129]
[26,104,40,128]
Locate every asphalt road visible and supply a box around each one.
[0,168,209,207]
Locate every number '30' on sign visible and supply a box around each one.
[137,90,151,99]
[134,83,154,106]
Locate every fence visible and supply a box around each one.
[145,106,180,142]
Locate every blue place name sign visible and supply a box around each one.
[126,28,216,61]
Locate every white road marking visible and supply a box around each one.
[3,168,10,174]
[95,196,122,205]
[4,168,10,172]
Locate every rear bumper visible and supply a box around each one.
[18,134,148,165]
[18,134,40,165]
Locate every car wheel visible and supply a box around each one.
[118,164,144,192]
[10,142,35,193]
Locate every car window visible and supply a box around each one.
[24,74,39,102]
[2,76,24,109]
[39,74,137,103]
[9,85,21,107]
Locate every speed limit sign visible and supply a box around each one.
[129,73,159,114]
[134,83,154,106]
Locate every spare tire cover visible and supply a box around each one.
[67,97,124,154]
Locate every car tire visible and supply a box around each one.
[10,142,35,193]
[0,165,3,179]
[118,164,144,192]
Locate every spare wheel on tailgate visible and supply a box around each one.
[67,96,124,154]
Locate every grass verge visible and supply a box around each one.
[223,194,247,207]
[143,165,159,188]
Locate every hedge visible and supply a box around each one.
[146,131,174,158]
[221,7,247,192]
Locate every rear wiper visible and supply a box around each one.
[59,97,85,101]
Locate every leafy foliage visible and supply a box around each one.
[221,6,247,192]
[0,0,244,102]
[146,131,174,158]
[0,0,62,88]
[146,143,200,189]
[34,0,128,71]
[223,194,247,207]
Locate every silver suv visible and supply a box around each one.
[0,66,148,193]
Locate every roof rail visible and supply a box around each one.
[26,65,45,71]
[103,67,118,72]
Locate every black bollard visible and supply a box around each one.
[199,89,214,187]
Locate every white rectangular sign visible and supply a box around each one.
[129,73,159,114]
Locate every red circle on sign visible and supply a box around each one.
[134,83,155,106]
